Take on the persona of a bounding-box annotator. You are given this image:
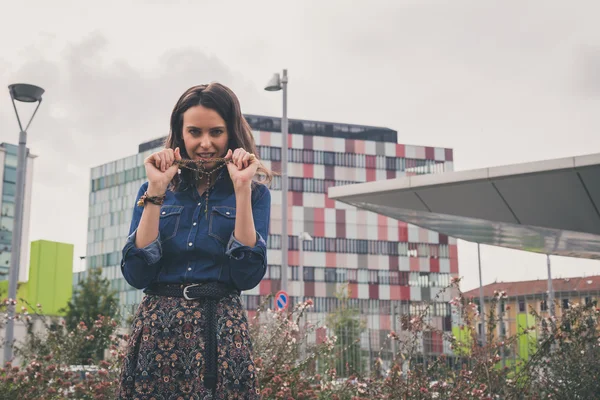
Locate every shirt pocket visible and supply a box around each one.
[209,206,236,245]
[159,205,184,242]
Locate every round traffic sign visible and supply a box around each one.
[275,290,289,310]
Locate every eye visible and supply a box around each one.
[188,128,200,136]
[211,129,224,136]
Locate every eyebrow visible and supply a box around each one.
[186,125,226,130]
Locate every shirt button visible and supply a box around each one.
[161,211,166,215]
[187,267,192,271]
[188,242,193,247]
[193,222,197,226]
[198,202,201,206]
[225,211,230,215]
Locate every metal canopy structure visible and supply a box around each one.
[328,153,600,259]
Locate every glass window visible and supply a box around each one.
[3,167,16,183]
[0,216,14,232]
[269,265,281,280]
[324,268,336,283]
[304,267,315,281]
[347,269,357,283]
[1,203,14,218]
[323,152,335,166]
[2,182,16,197]
[4,154,17,168]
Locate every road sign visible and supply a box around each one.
[275,290,289,311]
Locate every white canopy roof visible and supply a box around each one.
[328,153,600,259]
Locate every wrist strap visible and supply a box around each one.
[137,191,166,207]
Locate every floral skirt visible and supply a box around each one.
[118,293,261,399]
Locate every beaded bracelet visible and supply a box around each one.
[137,191,166,207]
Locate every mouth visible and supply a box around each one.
[195,152,216,160]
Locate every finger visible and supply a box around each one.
[236,149,246,169]
[232,148,241,162]
[167,149,179,173]
[241,152,251,169]
[159,152,167,172]
[153,154,162,170]
[224,149,233,161]
[232,149,239,168]
[166,149,174,168]
[174,147,182,161]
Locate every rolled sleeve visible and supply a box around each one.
[123,230,163,265]
[120,182,163,289]
[226,184,271,291]
[225,232,266,261]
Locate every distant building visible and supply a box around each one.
[83,114,459,370]
[0,142,36,282]
[462,276,600,361]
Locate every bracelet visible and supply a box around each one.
[137,191,166,207]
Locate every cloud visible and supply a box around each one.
[0,32,264,262]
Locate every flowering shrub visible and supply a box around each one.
[0,279,599,399]
[0,300,126,399]
[250,281,600,399]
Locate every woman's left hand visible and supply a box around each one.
[225,148,259,190]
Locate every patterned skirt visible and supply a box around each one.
[118,293,261,399]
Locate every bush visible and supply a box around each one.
[0,278,598,399]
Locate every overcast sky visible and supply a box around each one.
[1,0,599,291]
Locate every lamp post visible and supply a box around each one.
[477,243,486,346]
[547,254,555,318]
[4,83,44,363]
[265,70,289,292]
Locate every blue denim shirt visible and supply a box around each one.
[120,172,271,291]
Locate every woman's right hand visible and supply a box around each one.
[144,147,182,195]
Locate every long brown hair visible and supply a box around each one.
[164,83,272,191]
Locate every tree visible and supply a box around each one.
[61,267,119,364]
[326,284,365,376]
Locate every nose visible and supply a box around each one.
[198,134,212,150]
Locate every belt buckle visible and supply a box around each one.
[183,284,200,300]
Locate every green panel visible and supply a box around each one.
[0,280,30,312]
[516,313,538,361]
[21,240,74,316]
[451,325,473,356]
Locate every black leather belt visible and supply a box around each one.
[144,282,240,394]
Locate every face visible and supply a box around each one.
[181,105,229,170]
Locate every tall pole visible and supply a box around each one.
[281,69,289,293]
[4,84,43,364]
[547,255,555,318]
[477,243,486,346]
[299,235,304,291]
[4,130,28,363]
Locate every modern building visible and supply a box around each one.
[82,115,459,369]
[0,143,36,282]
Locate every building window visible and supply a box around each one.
[518,300,525,312]
[562,298,569,309]
[540,300,548,312]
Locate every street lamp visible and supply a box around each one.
[4,83,44,363]
[264,70,289,292]
[298,232,313,288]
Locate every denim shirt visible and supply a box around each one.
[120,172,271,291]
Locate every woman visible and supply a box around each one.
[118,83,271,399]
